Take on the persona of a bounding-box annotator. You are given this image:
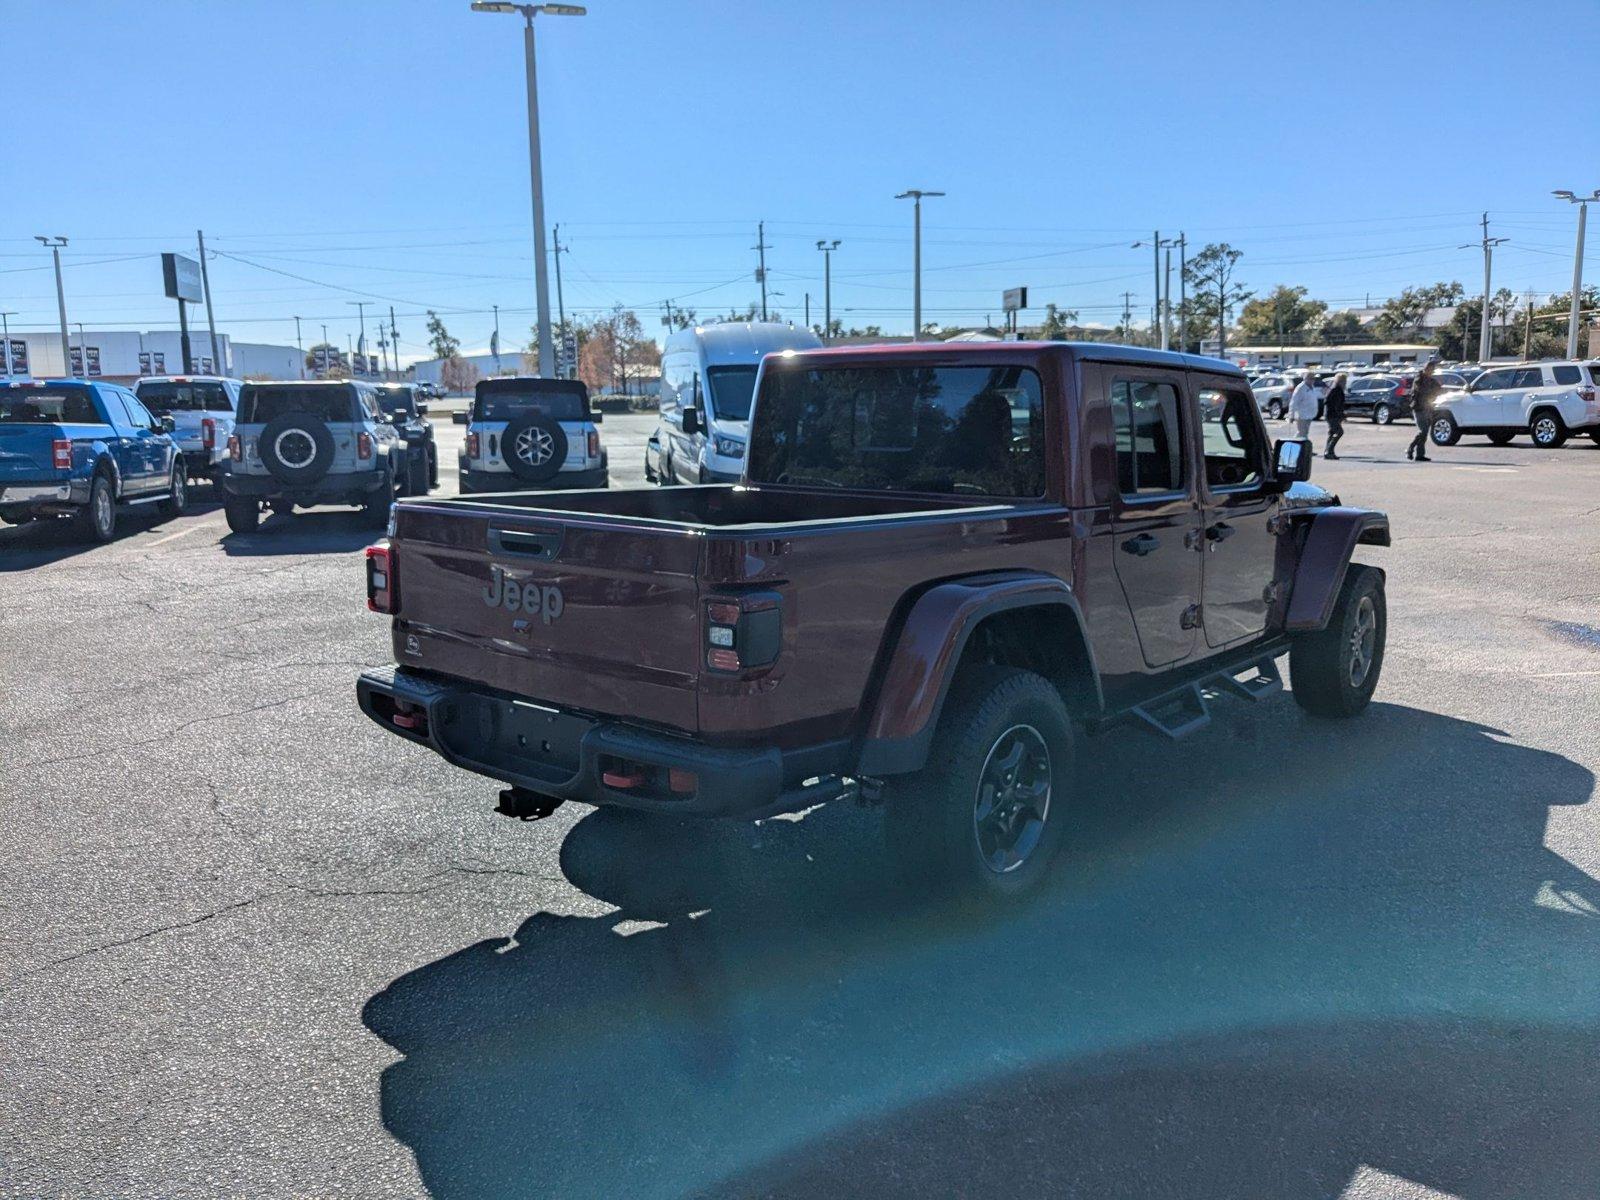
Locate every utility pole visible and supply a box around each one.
[1524,290,1536,360]
[895,190,944,341]
[1462,213,1508,363]
[293,315,305,379]
[752,222,770,320]
[35,236,70,374]
[196,230,222,374]
[816,239,840,343]
[551,224,568,374]
[1553,189,1599,359]
[1176,232,1188,353]
[389,307,399,379]
[804,292,810,330]
[492,303,501,373]
[347,301,369,376]
[1161,241,1174,351]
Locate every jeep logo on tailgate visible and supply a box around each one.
[483,564,564,625]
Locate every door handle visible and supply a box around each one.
[1121,533,1160,557]
[1206,522,1236,547]
[488,527,563,560]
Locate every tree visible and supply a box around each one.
[577,308,659,395]
[438,355,478,395]
[665,307,697,332]
[714,303,760,324]
[1037,303,1081,341]
[425,311,459,362]
[1237,286,1326,345]
[1372,282,1464,341]
[1183,243,1252,354]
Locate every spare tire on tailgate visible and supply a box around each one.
[502,412,567,484]
[260,412,336,485]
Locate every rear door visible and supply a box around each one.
[1104,367,1202,668]
[391,504,705,731]
[1506,366,1546,426]
[102,388,154,493]
[1192,374,1276,649]
[118,389,168,492]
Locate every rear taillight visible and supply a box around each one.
[52,438,71,470]
[228,434,242,462]
[201,418,215,449]
[704,593,782,673]
[466,431,480,458]
[1579,385,1596,403]
[365,542,396,613]
[587,430,599,458]
[1395,379,1411,396]
[357,432,373,460]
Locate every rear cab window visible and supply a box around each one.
[136,380,233,414]
[373,386,418,418]
[473,379,592,423]
[0,388,103,424]
[238,384,359,424]
[747,362,1045,497]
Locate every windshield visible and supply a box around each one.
[0,389,102,424]
[473,379,590,423]
[373,387,417,417]
[238,384,358,424]
[136,381,231,414]
[748,363,1046,497]
[705,365,759,421]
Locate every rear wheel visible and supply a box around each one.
[1373,401,1394,425]
[883,665,1074,901]
[362,469,396,528]
[1430,414,1460,446]
[75,472,116,543]
[1487,430,1516,446]
[1530,409,1567,448]
[224,496,261,534]
[157,462,187,518]
[1290,565,1386,718]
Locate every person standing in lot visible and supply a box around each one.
[1324,372,1348,459]
[1289,372,1325,446]
[1407,360,1442,462]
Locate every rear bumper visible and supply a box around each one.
[222,468,387,503]
[457,464,609,493]
[0,481,81,512]
[356,665,845,819]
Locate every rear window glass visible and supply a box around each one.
[238,384,357,424]
[1552,365,1581,386]
[372,387,417,416]
[136,381,232,414]
[0,389,102,424]
[474,379,590,422]
[748,363,1045,497]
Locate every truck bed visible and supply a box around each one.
[386,483,1066,750]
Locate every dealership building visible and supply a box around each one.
[1,330,339,384]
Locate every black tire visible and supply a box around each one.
[407,451,429,496]
[1429,413,1460,446]
[362,468,396,528]
[1529,409,1567,449]
[1372,401,1394,426]
[75,471,117,543]
[883,665,1075,901]
[501,413,567,484]
[1589,431,1600,446]
[224,496,261,534]
[1290,564,1386,718]
[258,412,336,484]
[267,499,296,516]
[157,461,187,518]
[427,446,439,488]
[1487,431,1516,446]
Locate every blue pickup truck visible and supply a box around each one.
[0,379,188,542]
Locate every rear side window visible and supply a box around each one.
[0,389,101,424]
[1513,368,1545,388]
[238,385,357,424]
[474,379,590,422]
[1552,365,1581,386]
[748,364,1045,497]
[1110,379,1185,496]
[136,381,233,414]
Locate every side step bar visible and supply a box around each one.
[1126,656,1282,740]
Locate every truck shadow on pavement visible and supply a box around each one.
[0,494,221,570]
[219,510,382,557]
[362,703,1599,1200]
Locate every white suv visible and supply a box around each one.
[1429,361,1600,449]
[1250,374,1293,419]
[459,377,607,493]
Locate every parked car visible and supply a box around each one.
[133,375,241,486]
[1429,361,1600,448]
[372,384,438,495]
[1344,373,1413,424]
[0,378,187,541]
[357,342,1390,900]
[458,377,606,493]
[648,322,823,485]
[220,380,406,533]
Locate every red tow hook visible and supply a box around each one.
[602,767,648,790]
[392,703,425,732]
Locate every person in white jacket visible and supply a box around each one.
[1288,373,1325,445]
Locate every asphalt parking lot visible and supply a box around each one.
[3,413,1598,1198]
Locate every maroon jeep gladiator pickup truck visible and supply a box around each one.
[358,342,1389,897]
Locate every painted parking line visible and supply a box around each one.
[148,519,223,548]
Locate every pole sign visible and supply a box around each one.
[161,253,204,303]
[86,347,101,377]
[1002,287,1028,313]
[138,352,152,375]
[9,339,27,375]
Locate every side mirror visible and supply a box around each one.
[159,415,176,434]
[588,406,603,424]
[1271,438,1313,488]
[416,402,430,416]
[681,407,701,436]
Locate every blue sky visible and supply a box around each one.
[4,0,1598,358]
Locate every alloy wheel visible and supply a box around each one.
[515,426,555,466]
[1347,594,1377,688]
[972,724,1052,875]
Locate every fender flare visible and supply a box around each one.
[1285,506,1390,632]
[88,443,121,498]
[856,571,1101,777]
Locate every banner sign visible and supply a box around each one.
[153,351,166,373]
[69,346,83,376]
[6,339,25,375]
[138,352,152,375]
[85,347,101,376]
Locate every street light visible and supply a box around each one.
[35,236,70,373]
[816,239,840,342]
[347,300,369,375]
[1553,189,1600,359]
[895,190,943,341]
[472,0,586,378]
[0,311,15,377]
[1132,234,1161,348]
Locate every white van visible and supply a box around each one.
[648,322,822,484]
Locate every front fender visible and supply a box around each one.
[1285,506,1390,632]
[857,571,1100,776]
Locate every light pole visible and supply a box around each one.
[1553,189,1600,359]
[0,311,14,377]
[816,239,840,343]
[1132,234,1161,347]
[35,236,70,374]
[75,323,87,378]
[895,190,943,341]
[293,315,305,379]
[471,1,585,378]
[347,300,369,375]
[1175,232,1188,352]
[492,303,502,373]
[1462,213,1508,363]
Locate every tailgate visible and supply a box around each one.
[391,502,704,733]
[0,424,65,482]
